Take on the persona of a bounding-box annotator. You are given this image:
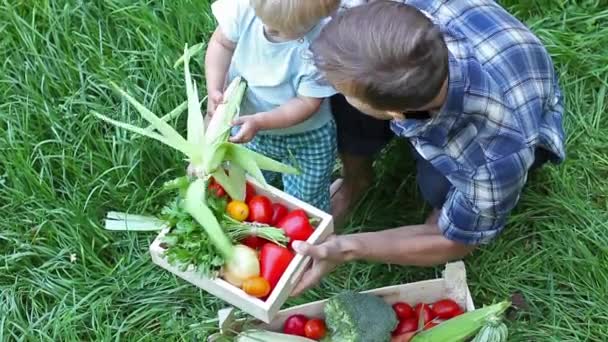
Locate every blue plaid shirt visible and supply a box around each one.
[341,0,566,245]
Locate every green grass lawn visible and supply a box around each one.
[1,0,607,341]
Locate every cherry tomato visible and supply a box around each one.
[414,303,436,325]
[431,299,463,319]
[392,317,417,336]
[304,318,326,339]
[277,209,314,247]
[208,183,226,198]
[260,243,294,290]
[271,203,289,226]
[283,314,308,336]
[226,200,249,222]
[245,182,256,203]
[247,195,273,224]
[242,276,271,298]
[393,302,415,320]
[241,236,267,250]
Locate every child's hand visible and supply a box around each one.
[229,115,261,144]
[206,89,224,116]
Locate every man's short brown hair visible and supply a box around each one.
[311,0,448,111]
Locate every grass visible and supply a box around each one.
[1,0,607,340]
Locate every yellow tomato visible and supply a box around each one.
[242,276,271,298]
[227,200,249,222]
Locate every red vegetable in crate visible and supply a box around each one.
[277,209,314,246]
[304,318,327,339]
[245,182,256,203]
[208,182,226,198]
[283,314,308,336]
[247,195,273,224]
[414,303,436,325]
[431,299,463,319]
[241,236,266,250]
[393,302,415,320]
[260,243,294,290]
[392,317,417,336]
[271,203,289,226]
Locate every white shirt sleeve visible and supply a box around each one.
[211,0,250,43]
[296,50,338,99]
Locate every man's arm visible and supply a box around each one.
[290,220,474,296]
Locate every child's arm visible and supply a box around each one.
[205,28,236,115]
[229,96,322,143]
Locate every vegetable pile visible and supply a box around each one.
[162,176,317,298]
[95,44,320,301]
[229,292,511,342]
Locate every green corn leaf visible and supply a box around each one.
[183,44,206,154]
[92,111,192,155]
[110,81,195,158]
[173,42,205,69]
[184,179,234,259]
[225,142,300,175]
[211,167,245,202]
[134,100,188,141]
[224,144,268,187]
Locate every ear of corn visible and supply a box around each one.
[411,301,511,342]
[93,43,302,257]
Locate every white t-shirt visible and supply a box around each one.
[211,0,337,135]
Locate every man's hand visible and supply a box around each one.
[290,235,357,296]
[229,115,261,143]
[206,89,223,117]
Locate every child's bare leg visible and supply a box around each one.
[331,153,375,228]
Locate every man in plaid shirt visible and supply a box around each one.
[292,0,565,295]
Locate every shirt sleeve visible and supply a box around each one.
[296,50,338,99]
[438,148,534,245]
[210,0,250,43]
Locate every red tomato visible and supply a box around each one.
[241,236,266,250]
[283,314,308,336]
[271,203,289,226]
[247,195,273,224]
[432,299,463,319]
[304,318,326,339]
[245,182,256,203]
[208,183,226,198]
[392,317,418,336]
[260,243,294,290]
[277,209,314,246]
[393,302,415,320]
[414,303,436,325]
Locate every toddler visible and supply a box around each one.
[204,0,341,212]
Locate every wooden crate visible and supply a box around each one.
[210,261,474,339]
[149,177,334,324]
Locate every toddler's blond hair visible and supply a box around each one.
[250,0,340,36]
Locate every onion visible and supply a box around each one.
[223,244,260,287]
